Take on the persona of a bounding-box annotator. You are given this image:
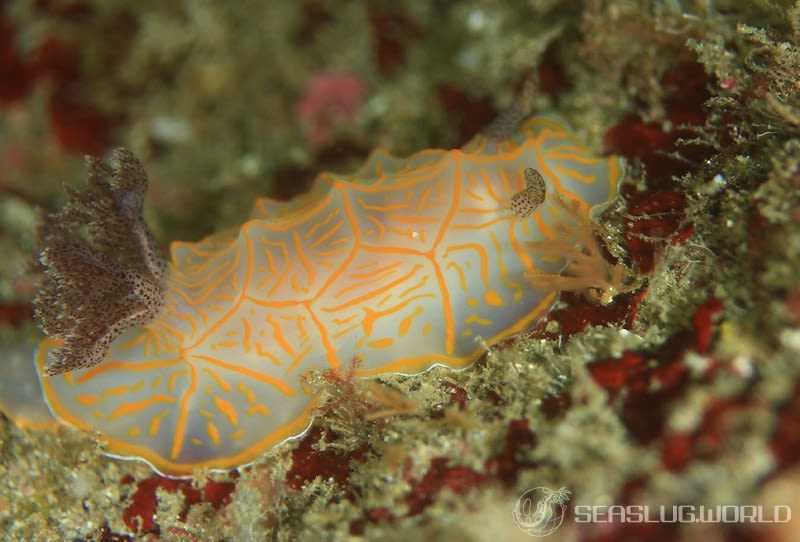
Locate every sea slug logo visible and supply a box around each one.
[512,486,571,537]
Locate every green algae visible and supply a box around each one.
[2,1,800,541]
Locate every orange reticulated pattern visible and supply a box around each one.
[37,116,622,476]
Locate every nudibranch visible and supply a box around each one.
[26,115,621,476]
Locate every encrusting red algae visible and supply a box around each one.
[1,3,800,541]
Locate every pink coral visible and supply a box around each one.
[295,71,367,148]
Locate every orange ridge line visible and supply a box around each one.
[191,354,295,396]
